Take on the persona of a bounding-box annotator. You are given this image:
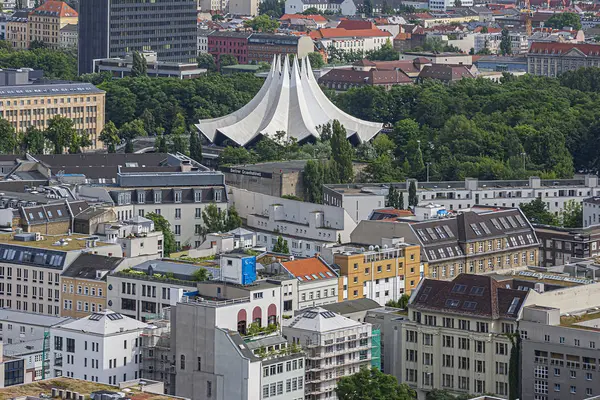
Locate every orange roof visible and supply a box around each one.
[473,26,501,33]
[31,0,77,17]
[280,13,327,22]
[282,257,336,281]
[310,27,391,39]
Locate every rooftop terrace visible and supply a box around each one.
[0,233,109,251]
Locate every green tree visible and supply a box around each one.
[45,115,76,154]
[546,12,582,30]
[303,159,324,203]
[155,134,168,153]
[29,40,47,50]
[272,235,289,254]
[219,54,238,69]
[191,268,210,281]
[520,198,558,225]
[330,120,354,183]
[225,205,242,231]
[408,181,418,207]
[336,367,416,400]
[0,118,16,154]
[387,185,402,209]
[366,40,398,61]
[301,7,322,14]
[219,146,256,165]
[146,212,177,256]
[99,121,120,153]
[259,0,285,17]
[119,119,147,153]
[189,131,203,163]
[308,52,325,68]
[197,53,217,72]
[508,333,521,400]
[560,199,582,228]
[140,109,157,136]
[500,28,512,55]
[21,126,45,154]
[202,203,225,233]
[130,51,147,77]
[244,14,280,32]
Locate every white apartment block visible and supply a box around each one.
[284,0,356,16]
[49,309,147,385]
[282,307,373,400]
[387,274,525,398]
[428,0,473,11]
[0,233,121,317]
[0,309,70,345]
[583,197,600,227]
[78,171,228,250]
[325,175,600,218]
[474,32,529,55]
[230,187,356,258]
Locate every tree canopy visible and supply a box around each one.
[546,12,582,30]
[336,367,416,400]
[145,212,177,256]
[244,14,280,32]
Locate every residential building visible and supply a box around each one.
[534,224,600,268]
[393,25,427,52]
[528,42,600,77]
[318,59,413,91]
[0,232,121,316]
[60,253,124,318]
[282,307,375,400]
[49,309,147,384]
[96,215,164,259]
[428,0,473,11]
[350,206,540,280]
[329,239,422,304]
[228,0,259,16]
[6,11,29,50]
[197,27,213,55]
[0,342,27,387]
[230,187,357,258]
[93,51,206,79]
[77,170,228,250]
[59,23,77,48]
[388,274,524,398]
[418,64,475,83]
[279,14,328,30]
[207,31,252,66]
[10,200,90,236]
[78,0,198,74]
[247,34,313,64]
[474,32,529,55]
[324,175,600,218]
[583,197,600,228]
[400,51,472,65]
[0,79,105,150]
[106,259,218,321]
[261,256,339,315]
[0,308,71,344]
[28,1,78,49]
[309,27,392,57]
[4,338,48,382]
[284,0,356,16]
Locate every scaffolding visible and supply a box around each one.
[371,328,381,371]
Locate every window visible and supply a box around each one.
[180,355,185,370]
[475,340,485,353]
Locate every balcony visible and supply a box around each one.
[54,358,63,367]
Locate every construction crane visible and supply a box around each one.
[522,0,533,36]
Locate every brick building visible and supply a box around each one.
[207,31,251,66]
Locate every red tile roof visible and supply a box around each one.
[337,20,376,30]
[310,27,391,39]
[31,0,77,17]
[529,42,600,56]
[279,14,327,22]
[282,257,336,281]
[473,26,502,33]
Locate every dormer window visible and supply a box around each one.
[154,190,162,204]
[138,191,145,204]
[194,189,202,203]
[174,190,182,203]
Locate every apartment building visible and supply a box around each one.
[60,253,124,318]
[474,32,529,55]
[106,259,217,321]
[534,224,600,268]
[0,232,121,316]
[78,0,198,74]
[59,24,77,48]
[0,342,27,387]
[230,187,357,258]
[6,11,29,50]
[282,307,375,400]
[583,197,600,228]
[0,80,106,150]
[284,0,356,16]
[247,34,313,64]
[0,309,71,345]
[95,215,164,259]
[528,42,600,77]
[78,171,228,250]
[309,27,392,57]
[4,338,48,382]
[327,240,421,305]
[50,309,147,384]
[388,274,525,398]
[28,1,78,49]
[324,175,600,218]
[351,207,539,280]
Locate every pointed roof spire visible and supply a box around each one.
[291,55,301,85]
[305,55,313,80]
[270,54,277,77]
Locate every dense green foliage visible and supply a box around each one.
[131,51,147,77]
[244,14,280,32]
[336,367,416,400]
[201,203,242,235]
[272,235,289,253]
[546,12,582,30]
[197,53,217,72]
[146,212,177,256]
[366,40,399,61]
[258,0,285,17]
[308,52,325,68]
[0,44,77,80]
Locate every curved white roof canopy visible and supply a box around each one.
[195,55,383,147]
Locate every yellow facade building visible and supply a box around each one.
[333,242,422,305]
[0,81,105,150]
[60,253,123,319]
[6,11,30,50]
[28,1,78,49]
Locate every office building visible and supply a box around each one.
[329,239,422,304]
[583,197,600,228]
[351,206,539,280]
[78,0,197,74]
[50,309,147,384]
[534,224,600,268]
[59,253,124,318]
[93,51,206,79]
[28,1,78,49]
[0,79,105,150]
[282,307,375,400]
[388,274,524,398]
[528,42,600,77]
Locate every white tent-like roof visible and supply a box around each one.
[195,55,382,147]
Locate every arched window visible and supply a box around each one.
[268,304,277,326]
[180,354,185,370]
[253,306,262,327]
[237,309,247,335]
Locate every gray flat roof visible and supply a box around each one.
[321,298,381,315]
[0,308,72,326]
[3,338,44,356]
[0,82,104,98]
[132,259,220,278]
